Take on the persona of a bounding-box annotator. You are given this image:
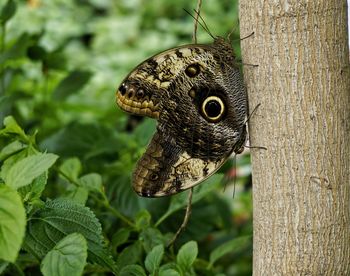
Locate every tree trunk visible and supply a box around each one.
[239,1,350,275]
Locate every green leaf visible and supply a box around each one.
[0,33,30,64]
[139,228,167,253]
[0,185,26,262]
[0,0,16,25]
[4,153,58,189]
[59,157,82,181]
[78,173,103,193]
[18,171,48,202]
[41,233,88,276]
[120,264,147,276]
[145,244,164,274]
[0,261,8,274]
[135,209,151,230]
[66,186,89,205]
[159,263,180,276]
[176,241,198,271]
[209,236,252,267]
[24,199,118,274]
[0,140,26,161]
[111,228,131,249]
[41,122,116,159]
[27,45,47,61]
[0,147,35,183]
[0,116,28,141]
[159,269,180,276]
[132,119,156,147]
[52,70,92,100]
[116,241,142,268]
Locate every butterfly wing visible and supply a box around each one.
[116,38,247,197]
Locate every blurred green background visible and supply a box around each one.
[0,0,253,275]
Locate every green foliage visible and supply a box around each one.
[0,0,252,275]
[0,185,26,262]
[40,233,88,276]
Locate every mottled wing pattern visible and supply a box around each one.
[116,37,247,197]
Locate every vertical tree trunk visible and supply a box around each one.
[239,1,350,275]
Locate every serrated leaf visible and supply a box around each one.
[24,199,118,274]
[52,70,92,100]
[209,236,251,267]
[145,244,164,274]
[59,157,82,181]
[0,0,16,24]
[0,185,26,262]
[4,153,58,189]
[120,264,146,276]
[176,241,198,270]
[41,233,87,276]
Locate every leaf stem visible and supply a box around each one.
[57,167,135,227]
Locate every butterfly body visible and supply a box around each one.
[116,37,247,197]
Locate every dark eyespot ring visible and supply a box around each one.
[150,173,159,181]
[201,96,225,122]
[185,63,200,77]
[136,89,145,98]
[119,83,127,95]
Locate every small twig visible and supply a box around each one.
[167,188,193,247]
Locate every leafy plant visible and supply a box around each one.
[0,0,252,275]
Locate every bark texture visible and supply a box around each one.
[239,1,350,275]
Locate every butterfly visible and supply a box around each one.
[116,37,247,197]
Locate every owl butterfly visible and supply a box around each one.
[116,37,247,197]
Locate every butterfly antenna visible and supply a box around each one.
[244,103,261,125]
[227,24,238,41]
[193,8,215,39]
[184,9,215,40]
[243,103,268,150]
[241,31,255,41]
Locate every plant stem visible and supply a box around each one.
[57,168,135,227]
[167,188,193,247]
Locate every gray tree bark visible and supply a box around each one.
[239,1,350,275]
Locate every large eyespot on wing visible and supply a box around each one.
[116,81,160,119]
[132,129,230,197]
